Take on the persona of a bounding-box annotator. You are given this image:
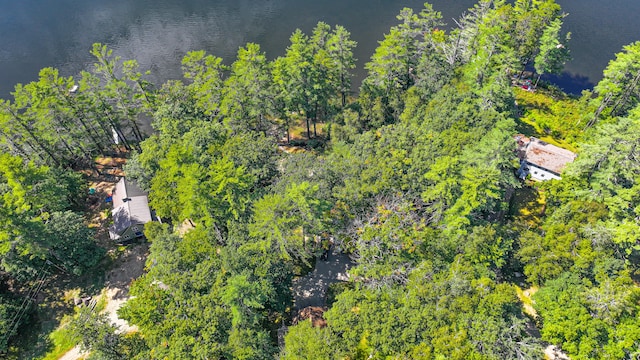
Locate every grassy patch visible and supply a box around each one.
[515,87,586,151]
[40,315,80,360]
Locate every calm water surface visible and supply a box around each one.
[1,0,639,99]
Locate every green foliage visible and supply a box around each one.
[534,18,571,78]
[362,5,445,123]
[249,182,329,262]
[534,272,640,359]
[221,132,279,189]
[517,78,640,360]
[0,295,23,353]
[90,43,150,145]
[7,1,640,359]
[181,50,226,116]
[120,221,286,359]
[590,41,640,125]
[550,109,640,259]
[328,25,357,107]
[147,123,257,233]
[346,196,450,287]
[515,87,585,149]
[281,320,337,360]
[221,43,275,134]
[41,316,81,360]
[463,225,513,270]
[41,211,104,276]
[0,42,158,166]
[511,0,562,66]
[0,155,101,278]
[272,22,357,141]
[68,306,148,359]
[518,200,609,285]
[308,260,541,359]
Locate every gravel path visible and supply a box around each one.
[58,346,85,360]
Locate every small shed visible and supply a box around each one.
[516,137,576,181]
[109,178,152,243]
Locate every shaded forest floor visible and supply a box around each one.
[508,185,546,228]
[292,249,353,311]
[279,118,329,150]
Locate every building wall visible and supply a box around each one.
[527,163,561,181]
[119,224,146,243]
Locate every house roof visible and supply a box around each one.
[524,138,576,175]
[112,178,148,208]
[109,178,152,240]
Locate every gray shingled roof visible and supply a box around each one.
[109,178,152,240]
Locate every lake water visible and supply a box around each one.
[1,0,639,99]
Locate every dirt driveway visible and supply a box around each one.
[59,243,148,360]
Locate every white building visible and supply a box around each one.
[516,136,576,181]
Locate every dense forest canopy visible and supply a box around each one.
[1,0,640,359]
